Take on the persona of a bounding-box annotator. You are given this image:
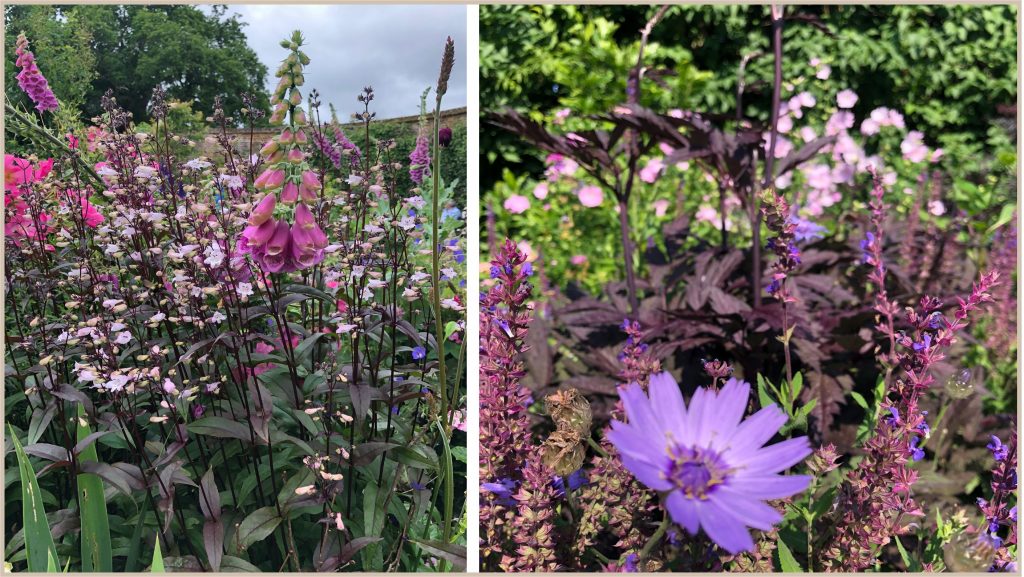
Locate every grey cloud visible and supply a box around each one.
[214,4,467,120]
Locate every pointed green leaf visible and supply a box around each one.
[775,536,803,572]
[151,536,165,572]
[76,406,112,571]
[9,425,57,571]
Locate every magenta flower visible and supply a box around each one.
[503,194,530,214]
[409,134,431,184]
[14,34,59,112]
[577,185,603,207]
[607,372,811,554]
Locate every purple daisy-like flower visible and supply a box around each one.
[607,371,812,554]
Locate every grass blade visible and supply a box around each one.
[76,405,112,571]
[9,424,58,571]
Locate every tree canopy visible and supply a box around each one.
[4,4,269,123]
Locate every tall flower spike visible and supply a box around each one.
[480,239,538,569]
[240,30,328,273]
[608,372,812,554]
[14,33,59,112]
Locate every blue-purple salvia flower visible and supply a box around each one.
[412,346,426,360]
[607,371,812,554]
[987,435,1008,462]
[789,214,827,243]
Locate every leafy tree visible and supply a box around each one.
[4,4,269,123]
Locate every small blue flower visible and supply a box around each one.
[490,265,501,279]
[622,554,639,572]
[987,435,1008,461]
[909,436,925,461]
[412,346,426,360]
[481,478,516,506]
[522,262,533,277]
[789,215,828,243]
[441,207,462,222]
[912,334,933,352]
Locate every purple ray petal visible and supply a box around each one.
[665,491,700,535]
[740,436,813,475]
[725,474,812,500]
[647,371,688,441]
[720,404,787,459]
[711,487,783,531]
[697,498,756,554]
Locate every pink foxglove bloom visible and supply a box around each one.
[503,194,530,214]
[299,170,320,202]
[262,220,293,273]
[577,185,603,208]
[14,34,59,112]
[409,134,431,184]
[249,193,276,226]
[254,168,286,190]
[608,372,811,554]
[281,181,299,204]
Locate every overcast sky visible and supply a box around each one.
[210,4,467,120]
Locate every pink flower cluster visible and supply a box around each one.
[4,155,55,248]
[238,34,328,273]
[14,33,58,112]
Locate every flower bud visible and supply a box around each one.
[438,126,453,148]
[287,148,304,164]
[254,168,285,190]
[259,139,279,157]
[294,130,309,145]
[279,128,294,145]
[289,89,302,107]
[293,107,308,126]
[281,180,299,204]
[266,149,285,165]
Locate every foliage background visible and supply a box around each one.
[480,4,1017,290]
[4,4,270,122]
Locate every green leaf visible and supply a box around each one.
[409,539,467,572]
[235,506,282,550]
[151,536,165,573]
[76,405,112,572]
[219,555,262,572]
[799,398,819,418]
[9,425,57,572]
[389,443,440,470]
[450,446,468,463]
[987,203,1017,234]
[789,371,804,402]
[894,536,922,571]
[775,536,803,572]
[756,374,775,409]
[362,484,386,571]
[849,391,870,410]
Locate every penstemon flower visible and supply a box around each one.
[608,372,812,554]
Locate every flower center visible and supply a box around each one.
[666,445,730,499]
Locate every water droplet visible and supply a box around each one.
[945,368,974,399]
